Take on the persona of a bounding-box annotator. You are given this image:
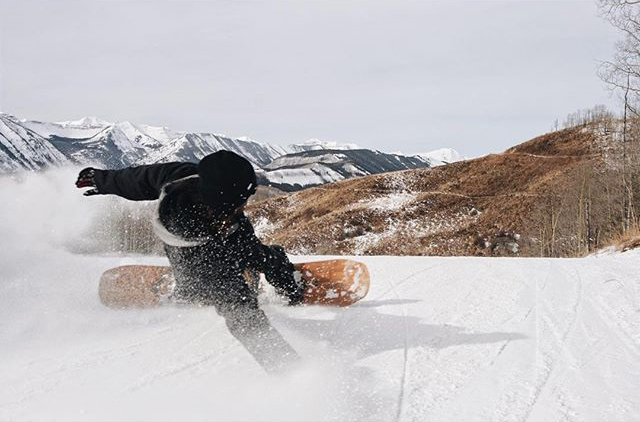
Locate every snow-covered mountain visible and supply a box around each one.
[50,123,159,169]
[20,116,111,139]
[0,114,289,171]
[57,116,112,128]
[140,132,289,168]
[0,112,461,192]
[261,149,431,191]
[289,138,360,152]
[0,113,70,172]
[414,147,466,166]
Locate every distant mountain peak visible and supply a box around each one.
[1,113,448,189]
[56,116,112,128]
[414,148,465,166]
[0,112,19,121]
[290,139,360,152]
[236,135,269,146]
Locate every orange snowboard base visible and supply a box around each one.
[98,259,370,308]
[98,265,174,308]
[296,260,370,306]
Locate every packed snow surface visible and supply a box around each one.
[1,169,639,421]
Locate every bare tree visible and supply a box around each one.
[599,0,640,232]
[599,0,640,116]
[561,105,614,129]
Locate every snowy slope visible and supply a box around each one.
[136,123,183,144]
[0,169,638,422]
[0,114,69,172]
[23,116,179,145]
[261,149,430,191]
[20,116,111,139]
[51,124,153,169]
[1,113,289,171]
[260,163,349,189]
[1,113,451,189]
[290,138,360,152]
[108,121,164,148]
[56,116,112,128]
[140,132,289,168]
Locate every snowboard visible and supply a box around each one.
[99,259,370,309]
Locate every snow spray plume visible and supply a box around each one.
[0,168,379,421]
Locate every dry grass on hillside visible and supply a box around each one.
[247,126,623,257]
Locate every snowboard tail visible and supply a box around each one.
[98,259,369,308]
[98,265,174,308]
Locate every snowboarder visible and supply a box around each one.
[75,150,304,372]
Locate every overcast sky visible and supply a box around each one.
[0,0,622,156]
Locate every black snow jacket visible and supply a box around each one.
[91,162,304,309]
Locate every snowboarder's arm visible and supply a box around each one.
[259,244,305,305]
[76,162,198,201]
[235,216,305,305]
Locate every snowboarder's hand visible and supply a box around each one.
[76,167,100,196]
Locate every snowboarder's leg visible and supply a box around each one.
[218,302,300,374]
[184,273,300,374]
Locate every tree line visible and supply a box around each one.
[533,1,640,256]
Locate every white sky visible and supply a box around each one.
[0,0,622,156]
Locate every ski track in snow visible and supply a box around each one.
[1,251,639,421]
[381,275,411,422]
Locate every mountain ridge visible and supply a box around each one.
[0,113,462,191]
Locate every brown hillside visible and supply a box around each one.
[247,125,621,257]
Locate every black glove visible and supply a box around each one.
[264,245,305,306]
[75,167,100,196]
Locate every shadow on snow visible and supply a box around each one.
[269,299,527,360]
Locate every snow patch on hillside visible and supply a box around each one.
[252,216,280,239]
[358,192,417,212]
[348,209,477,254]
